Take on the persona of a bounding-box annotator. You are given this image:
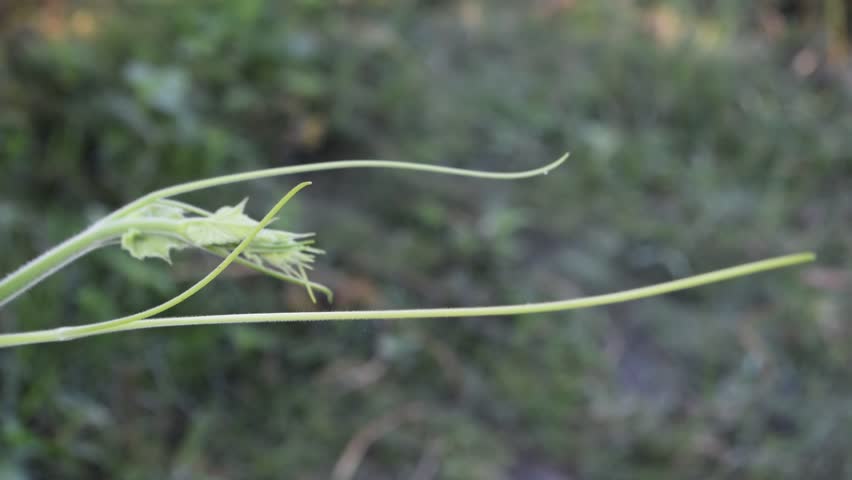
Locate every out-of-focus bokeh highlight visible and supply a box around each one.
[1,1,851,478]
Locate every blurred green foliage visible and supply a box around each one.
[1,1,851,479]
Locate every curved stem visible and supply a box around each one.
[0,219,183,308]
[120,252,816,326]
[105,154,570,221]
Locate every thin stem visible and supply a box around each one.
[105,154,570,221]
[0,252,814,348]
[121,252,816,325]
[0,183,311,348]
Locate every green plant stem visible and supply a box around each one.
[0,219,183,307]
[0,183,311,348]
[104,154,570,221]
[0,252,814,348]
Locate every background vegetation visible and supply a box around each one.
[1,1,850,478]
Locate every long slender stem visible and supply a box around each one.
[105,154,570,221]
[121,252,816,325]
[0,252,814,348]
